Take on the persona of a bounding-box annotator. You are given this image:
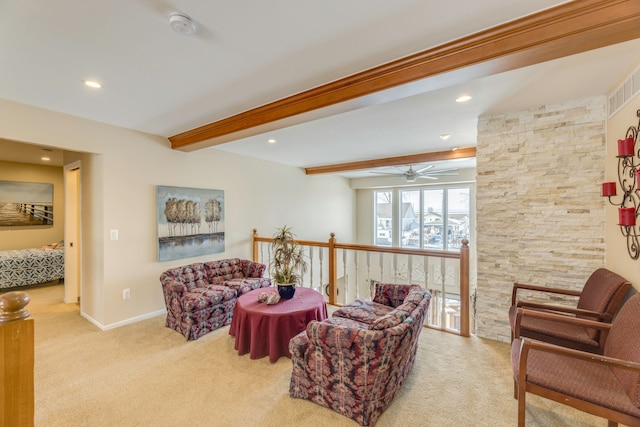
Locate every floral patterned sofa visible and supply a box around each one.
[289,282,431,426]
[160,258,271,340]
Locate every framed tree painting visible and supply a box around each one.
[156,185,224,261]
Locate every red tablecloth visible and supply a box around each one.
[229,286,327,363]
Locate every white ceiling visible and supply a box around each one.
[1,1,638,178]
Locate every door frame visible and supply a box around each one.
[63,161,81,305]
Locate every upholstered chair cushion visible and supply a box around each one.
[181,286,236,311]
[577,268,630,340]
[322,316,370,330]
[371,281,418,308]
[332,299,393,325]
[604,294,640,407]
[224,277,272,295]
[204,258,246,285]
[577,268,629,313]
[370,309,409,330]
[396,288,426,316]
[160,263,207,291]
[241,259,267,278]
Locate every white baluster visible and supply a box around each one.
[408,255,413,284]
[440,257,446,329]
[342,249,348,304]
[366,252,372,298]
[309,246,314,290]
[319,247,324,296]
[393,253,398,284]
[354,250,360,299]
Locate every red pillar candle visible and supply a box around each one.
[619,207,636,226]
[602,182,617,196]
[618,137,635,157]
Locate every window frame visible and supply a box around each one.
[374,184,472,252]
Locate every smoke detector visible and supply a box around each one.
[169,13,197,36]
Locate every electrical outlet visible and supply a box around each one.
[123,288,130,300]
[110,229,119,240]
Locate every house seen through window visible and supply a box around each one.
[374,186,471,251]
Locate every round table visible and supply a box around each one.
[229,286,327,363]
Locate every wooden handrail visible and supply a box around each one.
[252,230,470,336]
[0,291,34,427]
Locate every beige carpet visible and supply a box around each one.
[25,285,604,426]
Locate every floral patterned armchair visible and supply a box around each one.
[289,283,431,426]
[160,258,271,340]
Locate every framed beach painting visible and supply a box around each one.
[156,185,225,261]
[0,180,54,226]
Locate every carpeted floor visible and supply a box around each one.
[26,285,604,426]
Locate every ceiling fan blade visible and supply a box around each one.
[420,168,459,175]
[370,171,402,176]
[414,165,434,174]
[417,175,438,179]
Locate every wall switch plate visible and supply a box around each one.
[110,229,118,240]
[123,288,130,300]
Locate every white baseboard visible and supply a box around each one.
[81,308,167,331]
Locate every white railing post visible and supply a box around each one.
[460,239,470,337]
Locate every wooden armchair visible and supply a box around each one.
[511,293,640,427]
[509,268,631,353]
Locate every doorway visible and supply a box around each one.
[63,161,81,305]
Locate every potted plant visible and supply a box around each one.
[270,225,308,300]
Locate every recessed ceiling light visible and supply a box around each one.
[440,134,451,140]
[267,138,276,144]
[84,80,102,89]
[456,95,472,103]
[41,157,50,161]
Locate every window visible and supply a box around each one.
[374,190,393,246]
[375,185,471,251]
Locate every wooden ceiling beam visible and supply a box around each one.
[304,147,476,175]
[169,0,640,151]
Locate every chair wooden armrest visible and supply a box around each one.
[513,307,612,340]
[515,301,612,320]
[519,338,640,374]
[511,282,581,305]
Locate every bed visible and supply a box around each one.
[0,246,64,290]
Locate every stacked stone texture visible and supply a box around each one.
[475,97,606,342]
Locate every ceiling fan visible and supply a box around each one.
[370,164,458,182]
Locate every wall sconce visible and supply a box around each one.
[602,109,640,259]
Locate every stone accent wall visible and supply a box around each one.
[475,97,606,342]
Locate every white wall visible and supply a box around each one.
[0,99,355,329]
